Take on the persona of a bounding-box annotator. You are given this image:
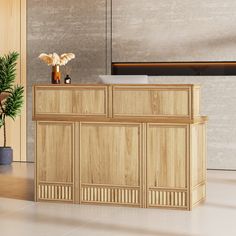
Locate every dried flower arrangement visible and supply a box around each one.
[39,53,75,66]
[38,53,75,84]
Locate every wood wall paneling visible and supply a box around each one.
[0,0,26,161]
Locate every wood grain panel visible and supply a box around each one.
[192,184,206,206]
[80,122,141,186]
[35,89,73,114]
[36,122,74,183]
[0,0,26,161]
[191,123,206,187]
[147,124,188,189]
[113,86,190,117]
[72,88,107,115]
[193,86,200,117]
[35,87,107,116]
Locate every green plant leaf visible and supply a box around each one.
[0,52,19,94]
[4,85,24,120]
[0,114,3,128]
[0,51,23,146]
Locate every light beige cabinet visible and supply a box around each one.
[33,84,207,210]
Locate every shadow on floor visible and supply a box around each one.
[206,202,236,210]
[5,210,200,236]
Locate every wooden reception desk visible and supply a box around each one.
[33,84,207,210]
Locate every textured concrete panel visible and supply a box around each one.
[27,0,107,162]
[112,0,236,62]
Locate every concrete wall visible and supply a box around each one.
[112,0,236,62]
[27,0,236,169]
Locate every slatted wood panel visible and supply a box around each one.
[34,86,107,116]
[113,86,191,118]
[0,0,26,161]
[148,189,187,208]
[38,183,73,201]
[81,185,140,206]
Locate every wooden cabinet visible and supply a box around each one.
[34,84,207,210]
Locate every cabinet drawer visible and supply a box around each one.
[113,86,198,118]
[34,86,108,117]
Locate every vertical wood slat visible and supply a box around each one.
[38,184,73,201]
[148,189,187,208]
[81,185,140,205]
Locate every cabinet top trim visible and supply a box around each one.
[33,84,200,88]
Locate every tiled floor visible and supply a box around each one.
[0,163,236,236]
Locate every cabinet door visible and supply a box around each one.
[77,122,142,207]
[147,124,188,209]
[36,121,74,202]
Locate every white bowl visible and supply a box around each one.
[99,75,149,84]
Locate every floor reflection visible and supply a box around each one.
[0,162,34,201]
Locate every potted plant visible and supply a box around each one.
[0,52,24,165]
